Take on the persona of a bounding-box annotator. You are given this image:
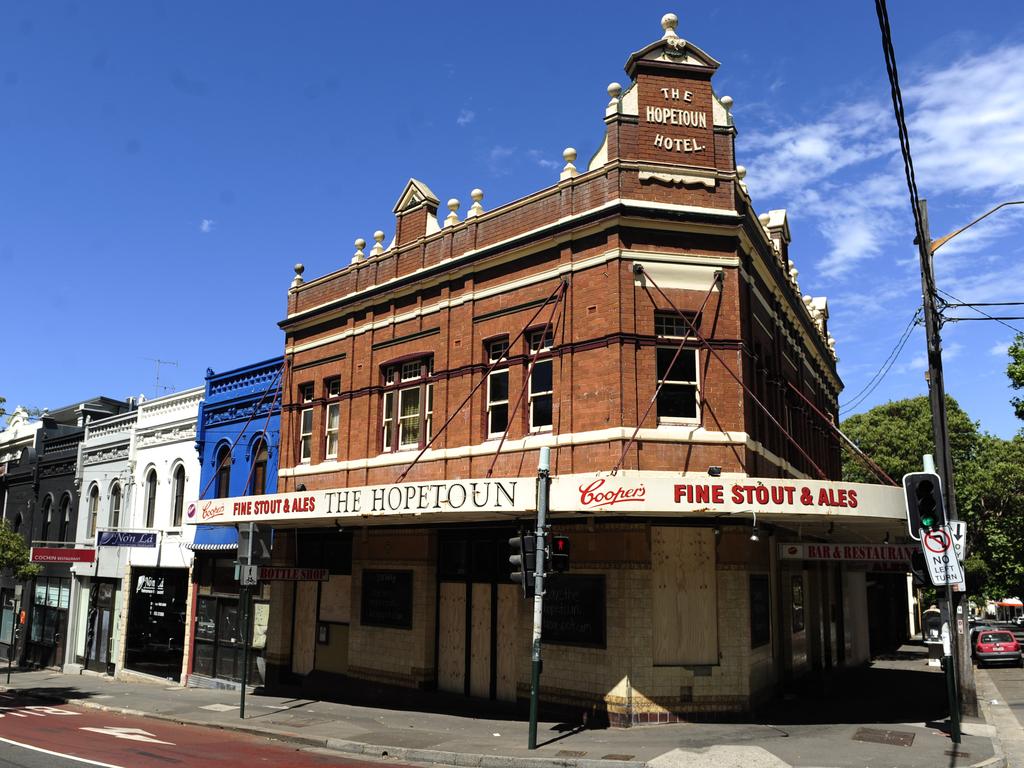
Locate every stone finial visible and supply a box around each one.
[789,261,798,282]
[607,82,622,105]
[758,212,770,227]
[720,95,733,111]
[560,147,579,180]
[467,188,485,218]
[661,12,679,39]
[736,165,747,180]
[291,263,305,288]
[803,294,813,307]
[371,230,386,256]
[445,198,461,227]
[352,238,366,264]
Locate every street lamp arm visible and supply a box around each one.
[930,200,1024,253]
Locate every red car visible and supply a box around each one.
[975,630,1023,667]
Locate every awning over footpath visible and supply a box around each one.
[186,524,238,551]
[997,598,1023,607]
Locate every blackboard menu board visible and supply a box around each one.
[749,575,770,648]
[542,575,605,648]
[360,570,413,629]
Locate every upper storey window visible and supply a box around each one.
[486,338,510,438]
[527,328,554,432]
[655,312,700,423]
[325,377,341,459]
[382,357,433,452]
[299,382,314,463]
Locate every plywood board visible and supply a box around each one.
[319,575,351,623]
[651,527,718,665]
[495,584,518,702]
[469,583,492,699]
[437,582,466,694]
[292,581,318,675]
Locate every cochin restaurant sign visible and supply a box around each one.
[185,476,536,526]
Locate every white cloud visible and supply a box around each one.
[456,109,475,127]
[907,46,1024,197]
[199,218,215,233]
[990,341,1011,356]
[527,149,561,170]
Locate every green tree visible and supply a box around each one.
[0,520,40,581]
[840,395,980,490]
[1010,333,1024,421]
[841,395,1024,600]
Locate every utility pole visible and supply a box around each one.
[527,446,551,750]
[916,199,977,717]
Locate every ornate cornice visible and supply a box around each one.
[136,424,197,449]
[83,445,130,466]
[205,399,277,427]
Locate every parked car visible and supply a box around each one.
[974,630,1023,667]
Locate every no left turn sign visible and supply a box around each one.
[924,529,951,554]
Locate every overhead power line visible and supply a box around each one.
[839,308,920,414]
[937,288,1024,335]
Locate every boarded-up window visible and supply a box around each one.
[651,527,718,665]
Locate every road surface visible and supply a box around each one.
[0,690,407,768]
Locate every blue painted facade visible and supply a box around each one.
[195,356,284,504]
[188,356,282,688]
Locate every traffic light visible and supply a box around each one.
[549,534,570,573]
[902,471,946,539]
[909,550,929,588]
[509,532,537,598]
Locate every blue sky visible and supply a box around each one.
[2,2,1023,438]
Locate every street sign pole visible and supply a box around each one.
[239,584,250,719]
[527,447,550,751]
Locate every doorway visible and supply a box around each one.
[436,530,518,702]
[84,580,116,674]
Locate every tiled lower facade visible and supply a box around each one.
[263,520,884,725]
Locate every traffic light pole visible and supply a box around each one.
[917,200,976,717]
[528,446,551,751]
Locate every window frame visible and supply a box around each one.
[526,328,554,433]
[145,469,158,528]
[109,482,122,529]
[486,338,510,438]
[41,495,53,542]
[250,439,268,495]
[380,356,434,453]
[215,445,232,499]
[325,377,341,460]
[86,489,98,539]
[654,312,701,424]
[59,494,71,543]
[171,464,186,527]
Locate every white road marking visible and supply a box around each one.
[79,726,175,745]
[0,734,125,767]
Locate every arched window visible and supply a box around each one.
[11,513,22,534]
[215,445,231,498]
[59,495,72,542]
[110,483,122,529]
[41,496,53,542]
[250,440,268,496]
[145,469,157,528]
[172,464,186,527]
[87,486,99,538]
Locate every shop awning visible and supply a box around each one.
[997,598,1023,607]
[187,524,238,551]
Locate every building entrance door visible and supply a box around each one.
[437,532,518,702]
[84,581,116,674]
[125,568,188,681]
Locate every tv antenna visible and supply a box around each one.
[145,358,179,397]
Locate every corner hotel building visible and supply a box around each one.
[190,14,909,726]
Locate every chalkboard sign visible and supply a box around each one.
[542,575,605,648]
[360,570,413,629]
[749,575,770,648]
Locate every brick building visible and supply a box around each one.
[191,14,908,724]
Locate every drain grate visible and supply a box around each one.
[556,750,587,758]
[945,751,971,760]
[852,727,915,747]
[601,755,636,761]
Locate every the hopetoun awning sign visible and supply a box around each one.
[97,531,158,548]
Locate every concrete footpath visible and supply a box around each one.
[0,644,1004,768]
